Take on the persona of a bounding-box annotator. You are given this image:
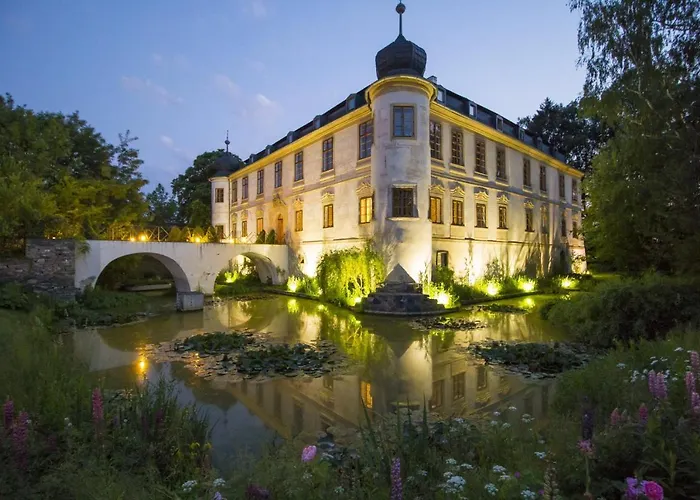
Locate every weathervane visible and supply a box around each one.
[224,130,230,153]
[397,1,405,36]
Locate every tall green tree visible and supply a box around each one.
[171,150,242,226]
[0,93,148,252]
[570,0,700,273]
[146,183,177,227]
[518,98,610,175]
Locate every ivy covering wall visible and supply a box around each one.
[316,245,385,306]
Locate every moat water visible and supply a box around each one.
[71,294,565,471]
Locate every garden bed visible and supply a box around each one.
[146,330,349,381]
[409,316,485,331]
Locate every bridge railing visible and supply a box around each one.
[103,226,273,245]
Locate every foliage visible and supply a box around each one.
[0,95,148,253]
[519,98,610,175]
[171,150,242,226]
[236,342,339,377]
[316,245,385,306]
[265,229,277,244]
[467,340,596,374]
[421,281,460,309]
[145,183,177,227]
[175,331,255,353]
[255,229,266,244]
[546,276,700,347]
[0,283,30,310]
[77,286,147,310]
[475,304,529,314]
[0,310,212,499]
[570,0,700,273]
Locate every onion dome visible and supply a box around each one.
[375,2,427,79]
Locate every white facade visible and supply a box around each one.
[211,76,585,282]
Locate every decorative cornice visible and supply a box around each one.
[293,197,304,210]
[451,184,465,198]
[524,199,534,209]
[497,192,509,205]
[240,210,248,221]
[272,194,286,207]
[256,208,264,218]
[366,75,437,105]
[474,188,489,202]
[231,213,238,222]
[321,190,335,204]
[429,182,445,196]
[356,180,373,198]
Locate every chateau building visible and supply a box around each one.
[211,2,585,282]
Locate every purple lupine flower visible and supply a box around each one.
[3,399,14,432]
[12,411,29,470]
[92,388,104,426]
[245,484,270,499]
[686,372,696,399]
[610,408,622,426]
[301,445,317,462]
[391,457,402,500]
[643,480,664,500]
[639,403,649,426]
[578,439,594,458]
[648,370,657,397]
[626,477,644,499]
[691,351,700,374]
[654,372,668,400]
[692,392,700,408]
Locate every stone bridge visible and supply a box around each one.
[75,240,290,294]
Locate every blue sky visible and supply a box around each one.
[1,0,584,192]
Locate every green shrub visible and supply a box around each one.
[255,229,266,244]
[0,282,30,310]
[265,229,277,244]
[316,244,385,306]
[77,286,147,310]
[547,276,700,347]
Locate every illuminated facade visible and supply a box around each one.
[211,3,585,282]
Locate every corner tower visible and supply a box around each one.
[367,2,435,282]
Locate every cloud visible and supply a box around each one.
[255,93,274,107]
[214,74,241,99]
[251,0,267,18]
[121,76,184,105]
[160,135,193,163]
[160,135,174,148]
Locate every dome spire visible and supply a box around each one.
[396,2,405,37]
[224,130,230,153]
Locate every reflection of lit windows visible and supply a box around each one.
[524,394,534,416]
[452,373,465,400]
[274,388,282,419]
[452,199,464,226]
[477,366,488,391]
[323,375,334,391]
[241,380,248,394]
[293,399,303,435]
[429,379,444,409]
[256,384,264,406]
[361,381,373,409]
[320,415,333,433]
[256,217,264,234]
[430,121,442,160]
[541,384,550,417]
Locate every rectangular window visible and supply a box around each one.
[436,250,448,268]
[572,219,579,238]
[452,373,465,401]
[242,177,249,200]
[496,147,507,180]
[215,225,224,238]
[561,216,567,237]
[359,196,373,224]
[429,121,442,160]
[392,187,414,217]
[322,137,334,172]
[274,161,282,188]
[359,120,373,159]
[541,206,549,233]
[451,129,464,165]
[451,199,464,226]
[241,220,248,237]
[475,137,486,174]
[256,169,264,195]
[559,174,565,199]
[429,380,444,409]
[294,152,304,181]
[476,202,487,228]
[572,179,579,203]
[215,188,224,203]
[525,207,534,232]
[498,205,508,229]
[429,196,442,223]
[323,204,334,228]
[256,217,263,234]
[392,105,415,138]
[523,158,531,187]
[231,221,237,239]
[540,165,547,192]
[294,210,303,231]
[231,180,237,205]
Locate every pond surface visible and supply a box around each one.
[71,294,565,471]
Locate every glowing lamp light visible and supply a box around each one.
[520,280,536,293]
[353,297,362,306]
[561,278,574,289]
[287,277,299,293]
[193,236,202,244]
[436,291,450,306]
[523,297,535,309]
[129,236,136,242]
[136,356,147,376]
[138,233,148,242]
[486,282,501,297]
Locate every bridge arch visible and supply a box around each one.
[93,252,192,292]
[240,252,278,284]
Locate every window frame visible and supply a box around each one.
[498,205,508,229]
[274,161,282,188]
[572,179,579,203]
[451,199,464,226]
[323,204,334,228]
[559,173,566,199]
[560,215,567,237]
[359,196,373,224]
[231,180,237,205]
[256,169,264,196]
[429,120,442,160]
[294,151,304,182]
[474,137,487,175]
[256,217,263,234]
[451,128,464,166]
[358,120,373,159]
[539,165,548,192]
[496,146,507,180]
[294,210,303,232]
[436,250,449,268]
[525,207,534,232]
[392,105,415,138]
[215,187,224,203]
[242,177,249,200]
[241,220,248,237]
[392,187,415,218]
[322,137,334,172]
[523,158,532,188]
[429,196,443,224]
[475,202,487,228]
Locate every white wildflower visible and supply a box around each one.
[213,478,226,488]
[650,359,658,366]
[490,420,499,426]
[444,475,466,493]
[453,417,464,424]
[502,423,511,429]
[674,347,684,352]
[672,377,679,382]
[181,480,197,492]
[493,411,501,417]
[521,489,537,499]
[521,414,534,423]
[499,474,511,481]
[334,486,345,494]
[419,469,428,476]
[616,363,626,369]
[406,476,415,483]
[444,471,454,478]
[492,465,507,473]
[508,406,517,411]
[485,483,499,496]
[535,451,546,459]
[459,463,474,470]
[302,472,312,481]
[446,458,457,466]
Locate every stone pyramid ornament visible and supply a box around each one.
[385,264,415,284]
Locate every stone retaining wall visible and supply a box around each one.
[0,239,77,300]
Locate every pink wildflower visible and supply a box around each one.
[391,457,402,500]
[626,477,643,499]
[643,480,664,500]
[654,372,668,400]
[3,399,13,432]
[578,439,594,458]
[301,445,317,462]
[12,411,29,470]
[686,372,696,398]
[610,408,622,426]
[648,370,657,396]
[691,351,700,374]
[692,392,700,409]
[639,403,648,426]
[92,388,104,426]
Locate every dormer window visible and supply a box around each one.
[468,102,477,117]
[495,116,504,132]
[437,87,445,103]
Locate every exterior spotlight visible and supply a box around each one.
[561,278,574,289]
[138,233,148,242]
[486,282,501,297]
[193,236,202,244]
[520,280,535,293]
